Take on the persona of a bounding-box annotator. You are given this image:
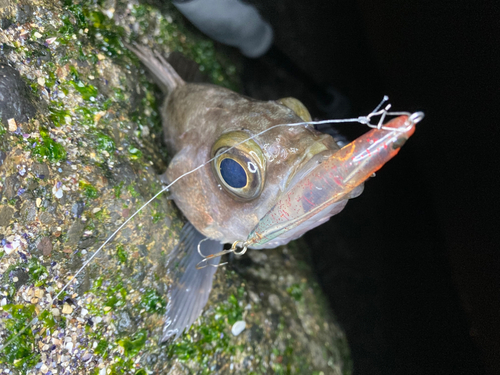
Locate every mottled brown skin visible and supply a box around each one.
[162,83,340,244]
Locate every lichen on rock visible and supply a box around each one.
[0,0,351,374]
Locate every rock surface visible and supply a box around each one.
[0,0,351,374]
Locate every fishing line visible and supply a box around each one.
[0,97,418,353]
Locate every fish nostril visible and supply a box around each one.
[220,158,247,188]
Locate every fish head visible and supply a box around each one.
[165,84,419,248]
[165,88,345,245]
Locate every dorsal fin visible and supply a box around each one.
[277,97,312,122]
[126,43,185,94]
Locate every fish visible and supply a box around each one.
[127,45,422,341]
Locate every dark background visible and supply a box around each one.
[236,1,499,374]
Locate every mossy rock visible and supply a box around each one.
[0,0,351,373]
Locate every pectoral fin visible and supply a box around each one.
[162,222,222,341]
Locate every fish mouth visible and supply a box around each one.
[246,114,420,249]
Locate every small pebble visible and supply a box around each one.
[82,352,92,362]
[53,187,63,199]
[7,118,17,132]
[231,320,246,336]
[62,304,73,314]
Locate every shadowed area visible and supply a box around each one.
[240,0,497,374]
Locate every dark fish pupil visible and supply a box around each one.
[220,158,247,188]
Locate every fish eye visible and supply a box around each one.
[220,158,247,188]
[211,131,266,201]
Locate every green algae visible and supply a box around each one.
[104,284,127,310]
[70,80,99,101]
[75,107,96,127]
[127,146,143,160]
[139,289,166,314]
[94,132,116,154]
[126,184,140,198]
[0,305,39,371]
[32,127,67,163]
[128,3,239,90]
[27,258,49,287]
[167,291,245,367]
[79,181,99,199]
[94,339,110,358]
[49,106,71,127]
[151,210,165,224]
[117,329,147,357]
[287,282,304,302]
[113,181,124,198]
[116,244,127,263]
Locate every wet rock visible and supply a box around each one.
[3,174,20,199]
[10,268,29,289]
[116,311,136,334]
[39,211,55,225]
[0,2,351,374]
[268,293,282,312]
[70,201,85,218]
[0,205,14,227]
[0,63,37,126]
[37,236,53,256]
[0,151,6,167]
[78,236,97,249]
[16,3,32,24]
[31,162,50,179]
[20,200,37,223]
[65,220,85,246]
[27,41,52,62]
[1,17,13,30]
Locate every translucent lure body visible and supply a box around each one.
[246,115,415,248]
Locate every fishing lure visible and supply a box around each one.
[0,45,423,352]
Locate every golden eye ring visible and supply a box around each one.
[211,131,266,201]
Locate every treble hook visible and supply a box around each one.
[196,240,248,269]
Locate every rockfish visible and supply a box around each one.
[128,45,421,341]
